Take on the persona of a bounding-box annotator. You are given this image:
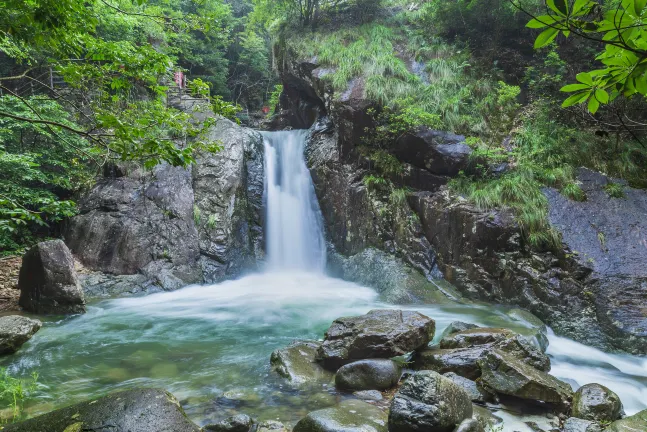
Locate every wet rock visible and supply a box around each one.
[440,322,480,339]
[605,408,647,432]
[18,240,86,314]
[353,390,383,401]
[318,309,435,370]
[411,346,488,380]
[495,335,551,371]
[293,399,387,432]
[505,308,549,352]
[335,359,401,391]
[393,128,472,176]
[270,340,333,385]
[0,315,41,354]
[442,373,489,403]
[478,350,573,410]
[453,419,484,432]
[562,417,602,432]
[203,414,253,432]
[2,388,200,432]
[571,383,622,422]
[389,370,472,432]
[470,406,502,431]
[439,328,514,349]
[257,420,289,432]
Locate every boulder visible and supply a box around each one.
[389,370,473,432]
[453,419,484,432]
[495,335,551,372]
[0,315,41,355]
[335,359,401,391]
[353,390,383,401]
[411,346,488,380]
[440,322,480,339]
[442,373,489,404]
[571,383,622,422]
[318,310,435,370]
[392,128,472,176]
[605,408,647,432]
[562,418,602,432]
[505,308,549,352]
[257,420,289,432]
[203,414,254,432]
[270,340,333,385]
[293,399,388,432]
[18,240,86,314]
[470,406,503,431]
[2,388,200,432]
[478,350,573,410]
[439,328,514,349]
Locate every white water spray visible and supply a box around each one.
[263,130,327,272]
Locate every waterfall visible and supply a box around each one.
[262,130,327,272]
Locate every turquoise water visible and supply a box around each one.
[2,271,646,427]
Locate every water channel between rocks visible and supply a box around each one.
[2,131,646,430]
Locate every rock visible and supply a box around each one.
[353,390,383,401]
[389,370,473,432]
[203,414,254,432]
[442,373,489,403]
[453,419,484,432]
[318,309,435,370]
[495,335,551,371]
[270,340,333,385]
[605,408,647,432]
[293,399,387,432]
[18,240,86,314]
[562,417,602,432]
[257,420,289,432]
[2,388,200,432]
[411,346,488,380]
[571,383,622,422]
[0,315,41,354]
[470,406,502,431]
[393,128,472,176]
[478,350,573,410]
[335,359,401,391]
[439,328,514,349]
[505,308,549,352]
[440,322,480,339]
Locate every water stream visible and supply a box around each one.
[1,131,646,428]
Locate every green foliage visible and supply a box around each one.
[524,0,647,114]
[561,182,587,201]
[604,182,625,198]
[267,84,283,117]
[0,368,38,423]
[362,174,389,191]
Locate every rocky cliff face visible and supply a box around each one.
[274,49,647,354]
[66,99,264,295]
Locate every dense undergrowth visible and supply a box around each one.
[278,0,647,250]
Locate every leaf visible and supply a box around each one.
[526,15,558,28]
[546,0,569,15]
[595,88,609,103]
[562,91,590,107]
[576,72,593,85]
[561,83,591,92]
[572,0,591,14]
[588,96,600,114]
[635,76,647,95]
[534,28,559,48]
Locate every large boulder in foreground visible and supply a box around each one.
[572,383,622,422]
[270,340,333,385]
[293,399,387,432]
[335,359,401,391]
[18,240,85,314]
[411,346,489,380]
[318,309,435,370]
[478,350,573,410]
[605,408,647,432]
[0,315,41,354]
[3,388,200,432]
[389,370,472,432]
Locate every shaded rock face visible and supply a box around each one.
[571,383,622,422]
[562,417,602,432]
[0,315,41,354]
[2,388,200,432]
[18,240,85,314]
[392,129,472,177]
[442,373,489,404]
[270,340,334,385]
[293,399,388,432]
[605,408,647,432]
[389,370,473,432]
[478,350,572,410]
[318,309,435,370]
[335,359,401,391]
[204,414,254,432]
[66,107,264,295]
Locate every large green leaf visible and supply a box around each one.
[534,27,559,48]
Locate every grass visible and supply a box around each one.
[604,182,625,198]
[0,368,38,423]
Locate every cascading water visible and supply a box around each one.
[262,130,326,272]
[1,129,646,431]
